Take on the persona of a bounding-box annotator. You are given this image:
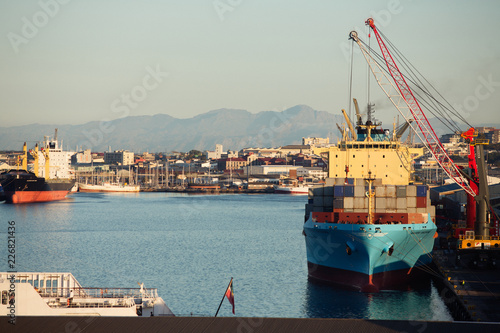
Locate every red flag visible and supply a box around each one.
[225,280,235,314]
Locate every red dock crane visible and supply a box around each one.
[349,18,496,244]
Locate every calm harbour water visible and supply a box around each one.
[0,192,452,320]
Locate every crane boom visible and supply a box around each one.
[341,109,356,140]
[349,19,475,197]
[396,119,413,140]
[353,98,363,125]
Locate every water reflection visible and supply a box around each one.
[303,279,452,321]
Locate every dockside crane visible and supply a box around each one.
[349,18,495,245]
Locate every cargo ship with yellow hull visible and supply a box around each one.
[303,111,437,292]
[0,130,75,204]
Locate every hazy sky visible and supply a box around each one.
[1,0,499,128]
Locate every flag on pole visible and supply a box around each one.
[225,279,235,314]
[215,277,235,317]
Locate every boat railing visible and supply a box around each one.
[458,235,500,241]
[45,296,136,309]
[36,287,159,300]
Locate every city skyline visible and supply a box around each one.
[1,0,499,128]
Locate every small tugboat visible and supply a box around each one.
[0,272,174,317]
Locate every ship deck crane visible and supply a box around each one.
[349,18,493,240]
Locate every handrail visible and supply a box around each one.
[32,286,158,299]
[458,235,500,241]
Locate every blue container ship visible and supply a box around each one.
[303,112,437,292]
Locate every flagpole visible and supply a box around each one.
[214,277,233,317]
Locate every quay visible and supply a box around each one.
[141,187,275,194]
[433,248,500,322]
[2,316,499,333]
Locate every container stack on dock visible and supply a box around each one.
[305,178,435,224]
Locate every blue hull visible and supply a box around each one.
[304,214,437,291]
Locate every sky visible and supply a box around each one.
[0,0,499,128]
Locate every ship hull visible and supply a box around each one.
[274,186,310,195]
[303,215,436,292]
[1,170,74,204]
[307,258,431,291]
[6,190,72,204]
[79,183,140,193]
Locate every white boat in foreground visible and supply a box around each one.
[1,272,174,317]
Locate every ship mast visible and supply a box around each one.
[21,142,28,171]
[29,144,39,177]
[365,171,375,224]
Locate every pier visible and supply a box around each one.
[2,316,499,333]
[433,248,500,322]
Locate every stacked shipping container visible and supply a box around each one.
[305,178,435,224]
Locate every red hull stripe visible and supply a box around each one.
[6,191,70,204]
[307,262,425,292]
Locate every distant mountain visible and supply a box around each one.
[0,105,344,152]
[1,106,497,152]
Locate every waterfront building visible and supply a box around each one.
[243,165,300,176]
[302,137,330,147]
[204,144,225,160]
[296,167,327,179]
[104,150,134,166]
[279,144,311,156]
[71,149,92,164]
[240,148,280,157]
[217,157,248,171]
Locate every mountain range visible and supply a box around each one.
[0,105,343,152]
[0,105,495,153]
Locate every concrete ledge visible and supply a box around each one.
[2,316,499,333]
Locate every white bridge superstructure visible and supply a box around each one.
[1,272,174,317]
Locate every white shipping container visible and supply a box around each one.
[376,197,386,209]
[354,186,365,197]
[375,186,386,197]
[335,178,345,185]
[386,198,397,209]
[386,186,396,197]
[397,198,407,209]
[325,178,335,186]
[344,197,354,209]
[355,178,365,186]
[407,185,417,197]
[354,197,367,209]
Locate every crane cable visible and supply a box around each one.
[361,28,473,133]
[358,38,462,134]
[378,29,472,128]
[356,35,471,135]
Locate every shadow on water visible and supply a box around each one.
[303,279,369,318]
[303,277,452,320]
